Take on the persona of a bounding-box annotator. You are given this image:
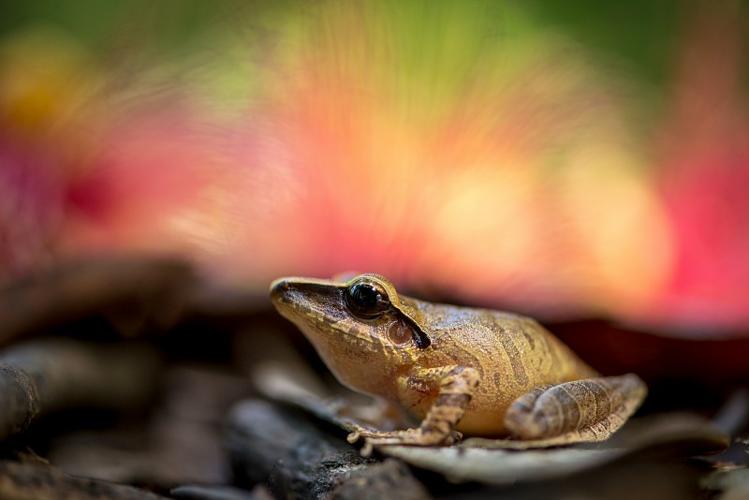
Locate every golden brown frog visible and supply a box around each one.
[270,273,646,449]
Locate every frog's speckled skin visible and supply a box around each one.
[270,273,646,448]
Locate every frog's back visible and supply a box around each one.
[408,299,598,435]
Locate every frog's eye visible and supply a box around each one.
[345,280,390,319]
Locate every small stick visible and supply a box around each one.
[0,338,161,441]
[0,460,167,500]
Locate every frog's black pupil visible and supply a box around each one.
[346,281,389,318]
[352,284,377,308]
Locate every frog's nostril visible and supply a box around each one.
[269,278,291,302]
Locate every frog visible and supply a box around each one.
[269,273,646,451]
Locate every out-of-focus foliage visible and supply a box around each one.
[1,1,748,335]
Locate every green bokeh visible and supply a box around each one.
[523,0,681,88]
[0,0,246,57]
[0,1,680,84]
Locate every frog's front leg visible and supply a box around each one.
[504,374,646,445]
[347,365,479,452]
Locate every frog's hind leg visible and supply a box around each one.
[503,374,646,446]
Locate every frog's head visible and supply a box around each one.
[270,273,431,397]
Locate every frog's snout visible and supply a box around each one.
[269,276,342,319]
[269,278,291,305]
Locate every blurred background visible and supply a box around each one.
[2,0,748,334]
[1,1,749,498]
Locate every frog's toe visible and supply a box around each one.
[346,430,364,444]
[444,430,463,445]
[358,428,456,449]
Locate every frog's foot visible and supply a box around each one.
[504,374,647,446]
[347,426,462,456]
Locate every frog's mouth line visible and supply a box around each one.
[270,288,378,345]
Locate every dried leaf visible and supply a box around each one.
[381,414,727,484]
[253,362,728,484]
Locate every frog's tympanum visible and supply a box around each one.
[270,273,646,450]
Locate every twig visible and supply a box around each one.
[0,339,161,441]
[0,460,167,500]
